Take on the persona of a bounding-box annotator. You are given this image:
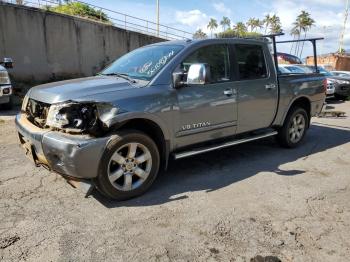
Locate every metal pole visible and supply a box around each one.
[311,40,318,73]
[156,0,159,37]
[339,0,349,53]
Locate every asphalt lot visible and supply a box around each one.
[0,101,350,261]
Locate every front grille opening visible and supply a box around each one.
[25,99,51,128]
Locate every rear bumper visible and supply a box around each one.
[15,113,111,179]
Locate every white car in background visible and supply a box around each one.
[0,58,13,109]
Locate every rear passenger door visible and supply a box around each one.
[233,43,278,133]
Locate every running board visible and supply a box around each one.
[173,131,278,160]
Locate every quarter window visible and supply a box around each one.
[235,44,267,80]
[181,44,231,83]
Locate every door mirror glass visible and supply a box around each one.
[2,58,13,69]
[187,63,211,85]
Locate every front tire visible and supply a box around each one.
[277,107,309,148]
[95,130,160,201]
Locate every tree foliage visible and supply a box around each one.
[49,2,110,23]
[207,18,218,38]
[193,29,207,39]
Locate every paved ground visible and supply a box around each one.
[0,101,349,262]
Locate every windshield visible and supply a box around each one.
[101,45,183,81]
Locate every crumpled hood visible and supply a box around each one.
[28,76,141,104]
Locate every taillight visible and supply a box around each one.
[322,78,327,94]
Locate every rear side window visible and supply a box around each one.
[181,44,231,83]
[235,44,267,80]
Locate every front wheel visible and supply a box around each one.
[95,130,160,200]
[277,107,309,148]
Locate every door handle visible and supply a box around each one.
[265,83,276,90]
[224,89,233,96]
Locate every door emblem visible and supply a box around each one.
[182,121,211,131]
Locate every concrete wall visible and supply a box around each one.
[0,3,164,90]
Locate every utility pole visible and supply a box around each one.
[339,0,349,53]
[156,0,159,37]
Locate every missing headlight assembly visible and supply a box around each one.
[24,99,120,136]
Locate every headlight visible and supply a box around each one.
[46,102,99,132]
[0,70,10,85]
[46,103,70,128]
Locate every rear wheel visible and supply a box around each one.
[277,107,309,148]
[95,130,160,201]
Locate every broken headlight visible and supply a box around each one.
[46,102,99,132]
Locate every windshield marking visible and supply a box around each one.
[146,50,175,76]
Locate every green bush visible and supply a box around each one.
[217,29,262,38]
[49,2,110,23]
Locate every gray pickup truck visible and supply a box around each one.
[15,37,326,200]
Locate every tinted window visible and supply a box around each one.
[181,44,230,83]
[235,44,267,80]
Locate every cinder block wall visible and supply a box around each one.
[0,3,165,91]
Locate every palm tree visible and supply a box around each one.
[207,18,218,38]
[299,11,315,57]
[247,18,255,32]
[255,19,264,32]
[263,14,272,34]
[290,27,300,54]
[269,14,282,34]
[193,29,207,39]
[220,16,231,32]
[233,22,247,37]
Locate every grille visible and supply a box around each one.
[25,99,51,128]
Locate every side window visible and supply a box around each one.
[235,44,268,80]
[181,44,230,83]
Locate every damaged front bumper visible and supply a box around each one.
[15,113,111,179]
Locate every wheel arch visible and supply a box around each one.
[110,116,170,170]
[282,96,311,127]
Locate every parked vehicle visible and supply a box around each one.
[15,37,326,200]
[0,58,13,109]
[309,66,350,100]
[331,71,350,78]
[280,65,335,98]
[279,64,307,74]
[277,52,302,64]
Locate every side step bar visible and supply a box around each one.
[173,131,278,160]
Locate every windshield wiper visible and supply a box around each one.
[99,72,137,83]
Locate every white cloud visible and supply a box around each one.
[175,9,208,27]
[213,2,232,16]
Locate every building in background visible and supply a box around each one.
[306,52,350,71]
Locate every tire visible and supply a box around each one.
[277,107,309,148]
[95,130,160,201]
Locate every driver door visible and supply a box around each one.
[174,44,238,148]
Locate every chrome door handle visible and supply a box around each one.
[265,83,276,90]
[224,89,233,96]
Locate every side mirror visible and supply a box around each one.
[187,63,211,85]
[1,58,13,69]
[172,71,185,89]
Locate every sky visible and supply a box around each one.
[86,0,350,57]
